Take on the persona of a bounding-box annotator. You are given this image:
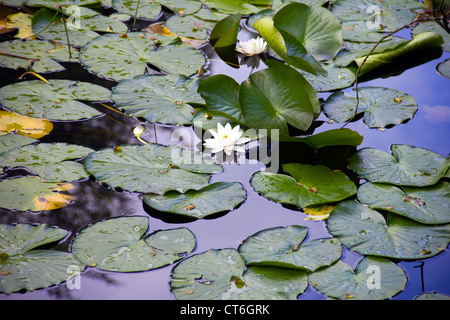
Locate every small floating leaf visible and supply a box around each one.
[84,143,222,195]
[143,182,246,219]
[71,216,196,272]
[327,200,450,259]
[309,256,407,300]
[251,163,356,208]
[238,225,342,271]
[0,223,85,294]
[0,176,76,212]
[349,144,449,186]
[357,181,450,224]
[0,79,108,121]
[170,248,308,300]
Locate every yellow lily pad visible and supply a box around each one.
[0,111,53,139]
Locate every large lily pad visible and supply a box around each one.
[0,142,93,182]
[0,79,108,121]
[308,257,407,300]
[84,143,222,195]
[202,0,271,14]
[80,32,206,81]
[112,0,202,20]
[111,74,204,125]
[0,176,76,212]
[357,182,450,224]
[143,182,246,219]
[0,110,53,139]
[239,67,315,134]
[170,248,308,300]
[323,87,418,128]
[32,8,99,47]
[273,3,343,61]
[349,145,450,187]
[332,0,424,32]
[0,134,36,154]
[251,163,357,208]
[0,223,85,294]
[72,216,196,272]
[0,39,78,73]
[238,225,342,271]
[327,200,450,259]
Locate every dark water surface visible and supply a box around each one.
[0,23,449,300]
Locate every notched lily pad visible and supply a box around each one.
[323,87,418,128]
[0,79,108,121]
[143,182,247,219]
[0,142,94,182]
[111,74,204,126]
[0,176,76,212]
[309,256,407,300]
[0,223,85,294]
[357,181,450,224]
[251,163,356,208]
[84,143,222,195]
[80,32,206,81]
[327,200,450,259]
[170,248,308,300]
[238,225,342,271]
[349,144,449,186]
[71,216,196,272]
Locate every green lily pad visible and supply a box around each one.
[0,142,93,182]
[0,176,76,212]
[327,200,450,259]
[308,257,407,300]
[143,182,246,219]
[251,163,357,208]
[413,21,450,52]
[297,63,355,92]
[0,223,85,294]
[0,133,36,154]
[239,67,315,134]
[112,0,202,20]
[32,8,99,47]
[0,39,78,73]
[437,58,450,79]
[238,225,342,271]
[170,248,308,300]
[209,13,241,68]
[348,145,450,186]
[273,3,343,61]
[202,0,271,14]
[197,74,246,125]
[357,181,450,225]
[84,143,222,195]
[0,79,108,121]
[294,128,363,149]
[415,292,450,300]
[72,216,196,272]
[323,87,418,128]
[332,0,424,32]
[112,74,204,125]
[80,32,205,81]
[166,14,216,40]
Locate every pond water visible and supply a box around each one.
[0,3,449,301]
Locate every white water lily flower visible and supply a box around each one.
[203,123,250,155]
[235,36,268,56]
